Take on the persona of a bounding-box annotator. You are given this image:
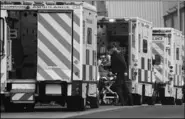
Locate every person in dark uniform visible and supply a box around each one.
[119,47,133,106]
[110,46,133,106]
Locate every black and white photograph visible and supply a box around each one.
[0,0,184,118]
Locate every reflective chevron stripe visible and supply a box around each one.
[37,12,81,82]
[152,42,164,83]
[11,93,34,101]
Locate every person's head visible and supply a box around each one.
[111,46,121,54]
[109,42,121,54]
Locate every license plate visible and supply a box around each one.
[45,84,62,95]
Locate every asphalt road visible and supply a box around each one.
[1,105,184,118]
[73,105,185,118]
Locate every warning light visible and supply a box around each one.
[109,19,115,22]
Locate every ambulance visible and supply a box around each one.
[152,28,185,105]
[97,17,154,105]
[0,1,99,112]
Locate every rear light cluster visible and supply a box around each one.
[72,82,81,96]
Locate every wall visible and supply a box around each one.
[163,1,185,35]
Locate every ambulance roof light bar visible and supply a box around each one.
[45,1,56,5]
[12,2,22,5]
[23,1,34,5]
[33,1,44,6]
[109,19,115,22]
[56,2,65,5]
[2,1,14,4]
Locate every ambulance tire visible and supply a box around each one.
[138,95,143,105]
[4,102,24,112]
[162,97,175,105]
[133,94,142,105]
[1,96,5,112]
[77,97,86,111]
[67,96,86,111]
[4,97,14,112]
[89,96,99,108]
[169,97,175,105]
[25,104,35,112]
[147,97,155,105]
[175,99,183,105]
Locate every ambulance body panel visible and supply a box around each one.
[152,27,184,104]
[0,1,99,111]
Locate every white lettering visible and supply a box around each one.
[153,36,163,40]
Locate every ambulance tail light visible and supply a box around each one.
[169,66,173,73]
[169,66,174,81]
[9,29,18,39]
[72,81,81,96]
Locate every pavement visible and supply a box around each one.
[73,105,185,118]
[1,104,184,118]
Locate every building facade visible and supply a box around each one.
[105,0,164,27]
[163,1,185,35]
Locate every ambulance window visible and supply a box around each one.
[176,48,179,60]
[87,27,92,44]
[143,39,148,53]
[155,54,161,65]
[0,18,4,55]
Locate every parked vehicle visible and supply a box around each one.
[152,28,185,105]
[0,1,99,112]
